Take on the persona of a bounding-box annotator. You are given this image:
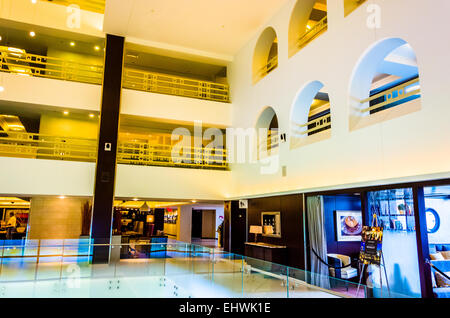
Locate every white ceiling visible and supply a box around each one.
[103,0,291,63]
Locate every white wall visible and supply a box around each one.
[121,88,232,127]
[115,164,231,200]
[227,0,450,198]
[0,157,95,197]
[0,72,102,112]
[0,157,231,200]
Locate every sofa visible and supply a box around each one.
[430,260,450,298]
[429,244,450,298]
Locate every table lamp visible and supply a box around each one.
[249,225,263,242]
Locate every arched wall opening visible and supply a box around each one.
[288,0,328,57]
[349,38,421,130]
[290,81,331,149]
[255,106,279,157]
[252,27,278,84]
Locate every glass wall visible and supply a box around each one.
[424,185,450,298]
[367,188,421,297]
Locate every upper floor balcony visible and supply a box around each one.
[0,46,230,103]
[0,131,228,171]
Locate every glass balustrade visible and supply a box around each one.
[0,239,413,298]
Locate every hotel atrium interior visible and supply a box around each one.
[0,0,449,305]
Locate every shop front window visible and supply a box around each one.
[424,185,450,298]
[366,188,421,297]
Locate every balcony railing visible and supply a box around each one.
[254,55,278,83]
[360,77,421,114]
[39,0,105,13]
[257,131,279,157]
[0,50,104,85]
[0,132,228,170]
[291,113,331,137]
[123,68,230,103]
[295,16,328,51]
[0,132,97,162]
[117,140,228,170]
[0,48,230,102]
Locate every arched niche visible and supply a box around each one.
[349,38,421,129]
[255,106,279,156]
[290,81,331,148]
[252,27,278,84]
[288,0,328,57]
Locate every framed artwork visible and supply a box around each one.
[336,210,363,242]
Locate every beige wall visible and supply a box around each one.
[28,197,89,239]
[177,205,192,243]
[39,114,99,139]
[46,48,104,67]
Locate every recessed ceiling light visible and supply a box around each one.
[63,111,69,115]
[31,0,37,3]
[29,31,36,37]
[0,36,2,41]
[191,200,197,203]
[59,196,66,199]
[133,198,139,201]
[70,42,76,47]
[94,46,100,51]
[89,113,95,118]
[0,86,4,92]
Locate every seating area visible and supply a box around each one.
[429,244,450,298]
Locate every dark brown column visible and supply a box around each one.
[413,186,434,298]
[91,34,125,264]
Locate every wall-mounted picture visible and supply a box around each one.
[336,210,363,242]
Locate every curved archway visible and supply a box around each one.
[290,81,331,147]
[253,27,278,84]
[349,38,421,128]
[256,106,279,156]
[288,0,328,57]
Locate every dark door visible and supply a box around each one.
[230,202,247,255]
[192,209,203,238]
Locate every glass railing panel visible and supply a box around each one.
[0,240,37,282]
[241,255,288,298]
[288,267,363,298]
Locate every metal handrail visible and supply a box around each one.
[291,113,331,136]
[39,0,105,13]
[254,55,278,82]
[0,49,231,102]
[123,68,230,103]
[0,50,104,85]
[296,16,328,50]
[0,132,228,170]
[360,77,421,113]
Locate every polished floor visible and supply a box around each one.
[0,256,343,298]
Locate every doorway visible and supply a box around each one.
[192,209,217,247]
